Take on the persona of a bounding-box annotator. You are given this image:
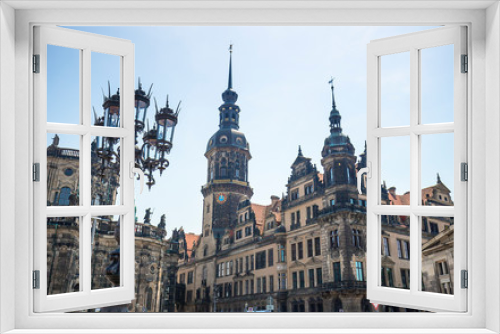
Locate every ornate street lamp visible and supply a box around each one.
[94,78,181,190]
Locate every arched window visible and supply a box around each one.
[58,187,71,206]
[235,160,240,179]
[220,158,227,178]
[333,298,343,312]
[203,246,208,257]
[202,266,208,280]
[145,287,153,311]
[210,162,214,181]
[330,168,334,185]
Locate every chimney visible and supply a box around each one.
[388,187,396,196]
[271,195,280,208]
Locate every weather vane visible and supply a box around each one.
[329,76,335,87]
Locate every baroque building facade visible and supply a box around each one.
[45,102,181,313]
[175,49,455,312]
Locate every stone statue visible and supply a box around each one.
[158,214,166,230]
[52,134,59,147]
[144,208,152,225]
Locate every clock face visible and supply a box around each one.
[217,193,227,204]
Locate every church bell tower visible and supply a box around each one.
[321,79,358,205]
[200,45,253,256]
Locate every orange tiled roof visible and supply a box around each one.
[317,172,324,183]
[389,182,451,206]
[388,191,410,206]
[184,232,201,258]
[421,187,434,205]
[272,211,282,223]
[251,203,267,233]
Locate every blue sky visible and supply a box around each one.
[47,26,454,234]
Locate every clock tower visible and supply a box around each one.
[199,45,253,257]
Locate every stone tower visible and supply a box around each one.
[321,81,358,205]
[199,45,253,258]
[320,80,363,286]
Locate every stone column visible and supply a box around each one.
[339,293,364,312]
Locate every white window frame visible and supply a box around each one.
[0,1,498,334]
[32,25,136,313]
[366,25,467,313]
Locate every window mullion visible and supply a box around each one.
[81,48,92,293]
[82,213,91,292]
[410,47,420,294]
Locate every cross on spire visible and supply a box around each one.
[329,77,336,108]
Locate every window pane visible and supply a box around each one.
[91,52,121,127]
[92,215,121,290]
[47,133,80,206]
[47,45,80,124]
[421,215,454,294]
[421,44,454,124]
[381,215,410,289]
[380,51,410,127]
[421,133,454,205]
[91,136,121,206]
[381,136,410,205]
[47,217,80,295]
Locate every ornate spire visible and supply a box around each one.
[357,141,367,170]
[298,145,303,157]
[329,77,336,108]
[221,44,238,105]
[228,44,233,89]
[328,78,342,134]
[321,78,355,158]
[437,173,442,183]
